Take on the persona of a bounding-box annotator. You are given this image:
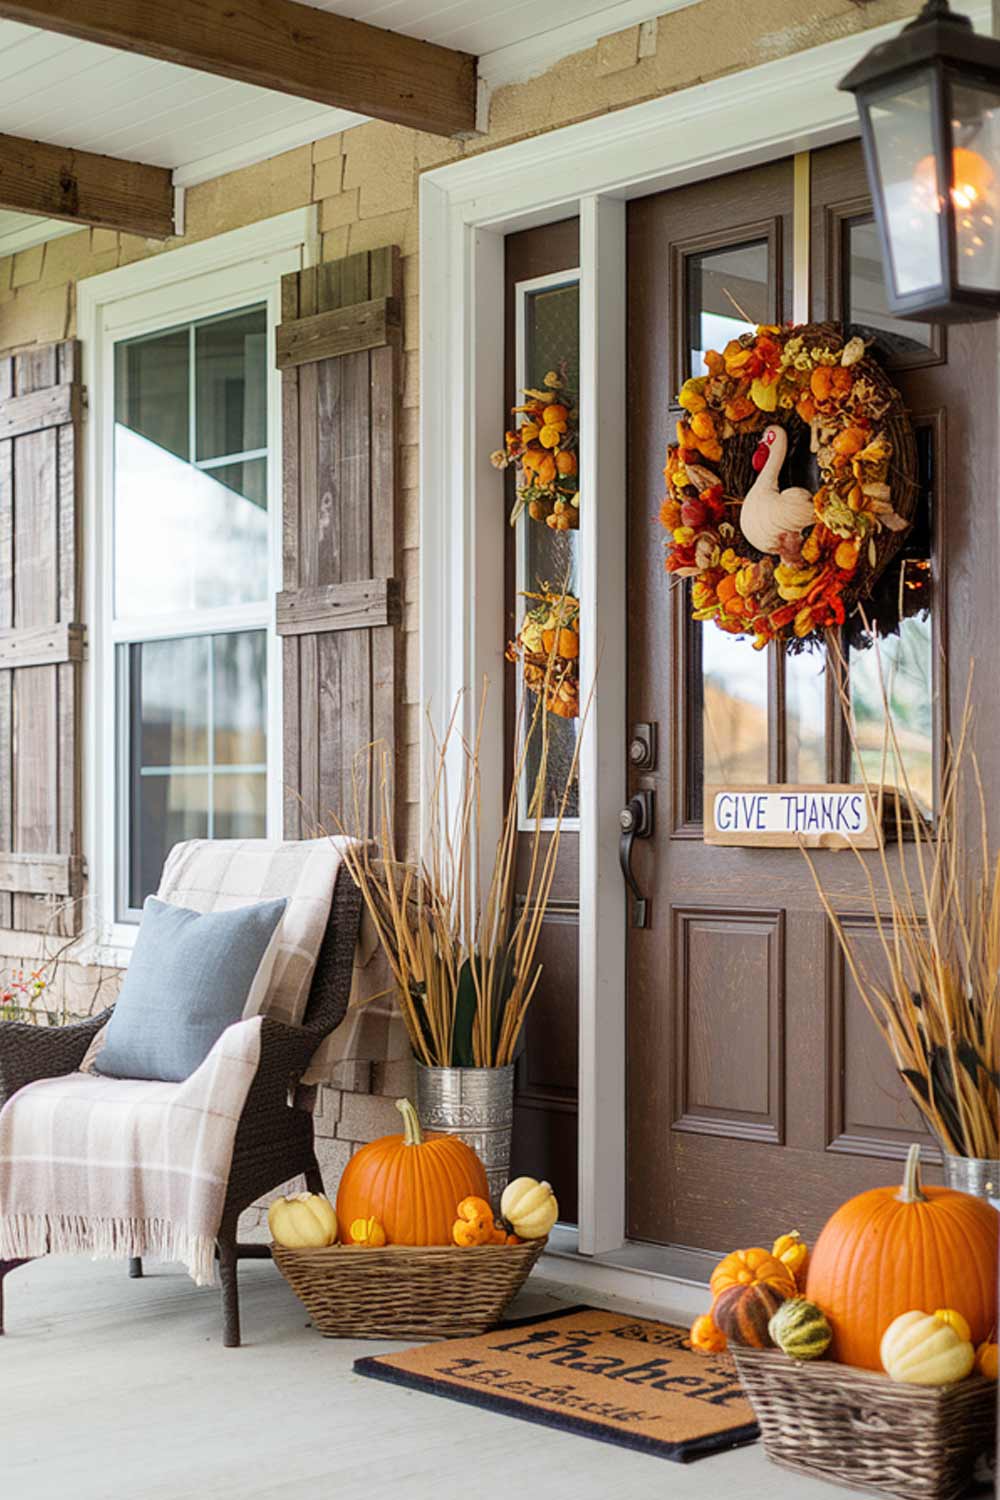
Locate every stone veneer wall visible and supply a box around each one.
[0,0,922,1211]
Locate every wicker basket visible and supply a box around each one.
[732,1346,996,1500]
[272,1238,546,1340]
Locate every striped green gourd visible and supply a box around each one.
[768,1296,833,1360]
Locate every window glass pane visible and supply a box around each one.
[785,649,827,782]
[138,636,209,767]
[950,82,1000,293]
[519,279,579,820]
[122,629,267,914]
[686,241,769,379]
[846,217,934,359]
[214,773,268,840]
[214,630,267,766]
[114,304,269,617]
[850,427,934,816]
[114,326,189,462]
[196,308,268,461]
[698,625,769,796]
[868,72,943,297]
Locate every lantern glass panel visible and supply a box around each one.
[949,78,1000,293]
[867,70,944,298]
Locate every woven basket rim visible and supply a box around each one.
[732,1345,995,1400]
[271,1237,547,1259]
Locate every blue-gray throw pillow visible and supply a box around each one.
[95,896,287,1083]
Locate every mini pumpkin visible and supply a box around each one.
[772,1230,809,1287]
[500,1177,558,1240]
[268,1192,338,1249]
[881,1310,975,1387]
[689,1313,727,1354]
[350,1216,387,1247]
[335,1098,488,1246]
[710,1247,796,1301]
[713,1281,788,1348]
[768,1297,832,1361]
[453,1195,495,1248]
[975,1341,998,1380]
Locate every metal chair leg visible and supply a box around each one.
[128,1257,143,1279]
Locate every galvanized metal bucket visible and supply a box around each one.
[416,1064,515,1211]
[943,1153,1000,1212]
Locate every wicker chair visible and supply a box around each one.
[0,864,362,1347]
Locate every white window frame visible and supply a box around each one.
[418,4,993,1263]
[78,209,319,962]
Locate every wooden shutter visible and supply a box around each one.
[0,340,84,933]
[278,249,402,836]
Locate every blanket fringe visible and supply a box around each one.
[0,1213,218,1286]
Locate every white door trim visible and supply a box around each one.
[417,3,991,1258]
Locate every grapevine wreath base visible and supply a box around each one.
[661,322,918,649]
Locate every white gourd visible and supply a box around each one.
[880,1310,975,1386]
[268,1192,338,1249]
[500,1177,558,1239]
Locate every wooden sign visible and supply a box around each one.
[704,785,881,849]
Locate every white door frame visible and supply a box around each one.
[418,3,992,1258]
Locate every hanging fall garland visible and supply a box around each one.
[661,323,918,648]
[505,589,580,718]
[492,364,580,531]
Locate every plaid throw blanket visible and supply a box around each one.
[0,837,346,1284]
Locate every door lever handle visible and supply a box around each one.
[619,789,654,929]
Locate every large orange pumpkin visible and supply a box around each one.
[806,1144,999,1370]
[335,1097,489,1246]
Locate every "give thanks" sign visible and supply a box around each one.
[704,785,880,849]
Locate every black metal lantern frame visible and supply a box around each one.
[840,0,1000,322]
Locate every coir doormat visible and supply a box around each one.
[354,1306,758,1463]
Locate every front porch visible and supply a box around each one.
[7,1255,874,1500]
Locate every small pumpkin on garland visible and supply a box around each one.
[709,1246,797,1301]
[805,1143,999,1371]
[335,1098,489,1247]
[713,1280,788,1348]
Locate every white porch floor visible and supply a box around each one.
[3,1256,879,1500]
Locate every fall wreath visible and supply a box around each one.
[662,323,918,648]
[505,589,580,718]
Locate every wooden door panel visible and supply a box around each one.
[673,906,784,1144]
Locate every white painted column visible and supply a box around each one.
[577,193,628,1256]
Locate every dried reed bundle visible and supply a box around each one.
[330,663,588,1069]
[802,633,999,1158]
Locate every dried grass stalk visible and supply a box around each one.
[802,629,999,1158]
[328,633,590,1068]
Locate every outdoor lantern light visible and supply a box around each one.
[840,0,1000,321]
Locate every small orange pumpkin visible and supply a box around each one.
[452,1195,495,1248]
[772,1231,809,1287]
[710,1247,797,1301]
[336,1098,488,1247]
[714,1282,788,1348]
[806,1144,999,1370]
[689,1313,727,1354]
[976,1341,998,1380]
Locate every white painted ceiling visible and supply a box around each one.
[0,1,689,253]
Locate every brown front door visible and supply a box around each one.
[625,142,999,1267]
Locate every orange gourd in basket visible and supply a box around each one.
[806,1144,999,1370]
[335,1098,489,1247]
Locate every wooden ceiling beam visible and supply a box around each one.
[0,132,174,239]
[0,0,479,138]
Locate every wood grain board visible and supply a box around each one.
[0,132,172,238]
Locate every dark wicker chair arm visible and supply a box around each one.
[0,1007,115,1107]
[300,866,363,1038]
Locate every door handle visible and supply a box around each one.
[619,789,654,929]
